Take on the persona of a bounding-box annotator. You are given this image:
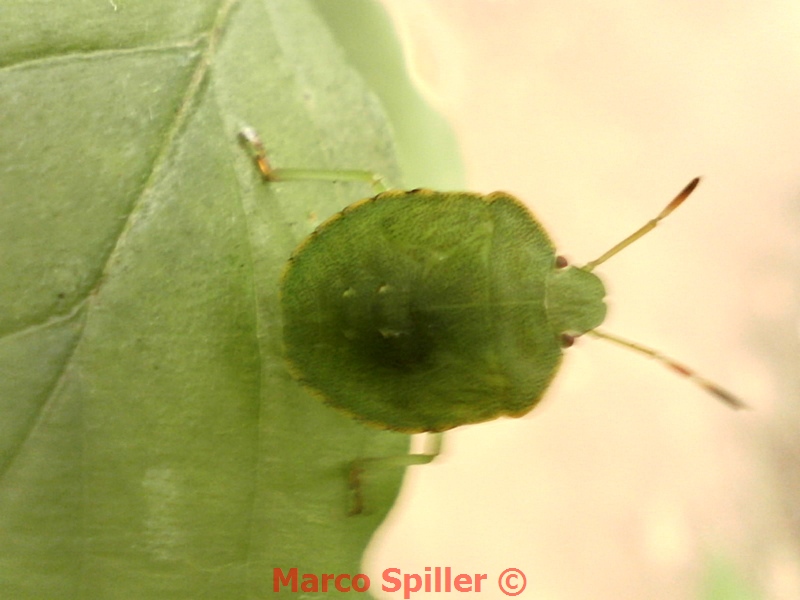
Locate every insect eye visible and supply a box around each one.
[555,255,568,269]
[560,333,576,348]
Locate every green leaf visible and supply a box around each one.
[312,0,466,190]
[0,1,412,597]
[701,556,763,600]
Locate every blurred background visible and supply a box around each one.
[363,1,800,598]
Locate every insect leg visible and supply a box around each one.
[348,433,443,516]
[587,328,747,409]
[238,127,388,193]
[269,168,388,194]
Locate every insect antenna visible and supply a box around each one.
[587,328,748,409]
[583,177,700,271]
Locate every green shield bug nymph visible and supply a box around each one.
[281,188,608,433]
[239,127,745,435]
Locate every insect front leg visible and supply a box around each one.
[348,432,443,516]
[238,126,388,193]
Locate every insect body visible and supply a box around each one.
[282,189,607,432]
[240,128,745,436]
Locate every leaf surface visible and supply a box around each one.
[0,1,409,597]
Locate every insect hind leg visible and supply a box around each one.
[348,432,443,516]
